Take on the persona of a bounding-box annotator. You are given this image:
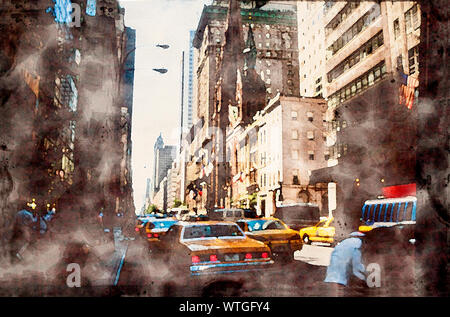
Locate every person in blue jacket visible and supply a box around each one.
[324,231,367,295]
[11,200,56,261]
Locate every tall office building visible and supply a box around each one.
[144,177,151,210]
[297,1,326,98]
[152,134,176,197]
[184,0,299,209]
[152,133,164,196]
[307,1,421,238]
[184,30,196,132]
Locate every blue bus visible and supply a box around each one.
[359,196,417,232]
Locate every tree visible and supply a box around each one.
[145,204,158,214]
[249,193,257,209]
[173,199,182,208]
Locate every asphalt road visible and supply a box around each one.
[114,240,335,296]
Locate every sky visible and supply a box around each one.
[118,0,210,212]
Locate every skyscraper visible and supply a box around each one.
[144,177,151,211]
[184,0,299,209]
[185,30,196,132]
[152,134,164,196]
[152,134,176,197]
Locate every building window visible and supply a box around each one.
[292,130,298,140]
[308,151,315,160]
[291,111,298,120]
[393,19,400,39]
[307,111,314,122]
[327,31,384,83]
[307,131,314,140]
[327,61,387,108]
[397,54,403,69]
[327,4,381,58]
[293,170,299,185]
[408,45,419,75]
[325,2,360,36]
[292,150,299,160]
[405,4,420,34]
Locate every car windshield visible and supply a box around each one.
[315,220,327,227]
[247,220,286,231]
[183,224,244,239]
[153,220,177,228]
[263,220,287,230]
[246,220,267,232]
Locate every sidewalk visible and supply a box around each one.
[0,225,132,296]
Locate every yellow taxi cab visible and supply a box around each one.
[235,217,302,262]
[299,217,335,245]
[152,221,274,276]
[134,217,149,237]
[143,217,178,243]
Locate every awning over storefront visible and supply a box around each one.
[309,166,338,184]
[309,163,355,184]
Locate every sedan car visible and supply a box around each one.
[236,217,302,262]
[134,218,149,236]
[144,217,178,243]
[153,221,274,276]
[299,217,335,245]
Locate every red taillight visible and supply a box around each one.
[191,255,200,263]
[209,254,218,262]
[135,227,140,232]
[153,233,159,238]
[147,233,152,238]
[245,253,252,260]
[261,252,269,259]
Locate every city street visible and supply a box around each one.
[0,0,447,299]
[113,240,334,297]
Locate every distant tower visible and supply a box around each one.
[152,134,164,195]
[185,30,196,131]
[144,177,151,210]
[152,133,176,197]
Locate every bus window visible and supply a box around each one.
[402,202,414,222]
[394,203,403,222]
[383,203,393,222]
[376,204,385,222]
